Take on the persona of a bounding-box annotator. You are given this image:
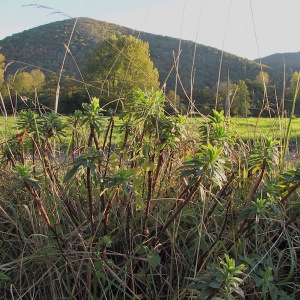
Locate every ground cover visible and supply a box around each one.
[1,94,300,299]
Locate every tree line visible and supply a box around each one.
[0,35,299,117]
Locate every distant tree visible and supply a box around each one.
[7,69,45,95]
[85,35,160,104]
[0,53,4,86]
[7,72,33,95]
[245,77,270,116]
[58,76,89,113]
[190,86,214,114]
[289,71,300,92]
[286,71,300,116]
[39,74,89,113]
[215,81,234,112]
[255,70,270,87]
[30,69,45,91]
[5,69,46,111]
[39,74,59,109]
[231,80,251,117]
[166,90,180,110]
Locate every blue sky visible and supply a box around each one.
[1,0,299,60]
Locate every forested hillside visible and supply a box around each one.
[256,52,300,84]
[0,17,265,91]
[256,52,300,72]
[1,17,297,116]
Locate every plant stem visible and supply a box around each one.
[156,174,203,241]
[86,167,95,233]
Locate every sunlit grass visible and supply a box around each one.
[230,117,300,143]
[0,116,16,140]
[3,115,300,144]
[189,116,300,145]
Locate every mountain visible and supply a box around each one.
[256,52,300,71]
[0,17,267,93]
[256,52,300,79]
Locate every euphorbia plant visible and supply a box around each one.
[156,143,227,241]
[64,146,103,233]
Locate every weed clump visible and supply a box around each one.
[1,91,300,299]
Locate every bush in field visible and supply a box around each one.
[1,89,300,299]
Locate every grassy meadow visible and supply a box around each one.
[3,114,300,143]
[232,117,300,142]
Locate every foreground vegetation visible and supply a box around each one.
[1,89,300,299]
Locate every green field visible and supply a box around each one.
[230,117,300,140]
[2,115,300,142]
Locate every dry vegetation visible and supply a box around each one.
[1,90,300,299]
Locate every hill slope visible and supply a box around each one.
[256,52,300,71]
[255,52,300,80]
[0,17,267,92]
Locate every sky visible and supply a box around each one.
[0,0,299,60]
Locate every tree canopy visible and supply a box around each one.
[255,70,270,87]
[7,69,45,95]
[0,53,4,86]
[231,80,251,117]
[85,35,160,104]
[0,17,273,110]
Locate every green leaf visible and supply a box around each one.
[136,196,145,210]
[0,272,10,281]
[232,286,244,298]
[63,165,81,183]
[208,281,221,288]
[141,161,155,171]
[255,278,264,287]
[101,235,113,248]
[136,245,149,255]
[199,288,214,299]
[25,178,41,190]
[147,250,161,270]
